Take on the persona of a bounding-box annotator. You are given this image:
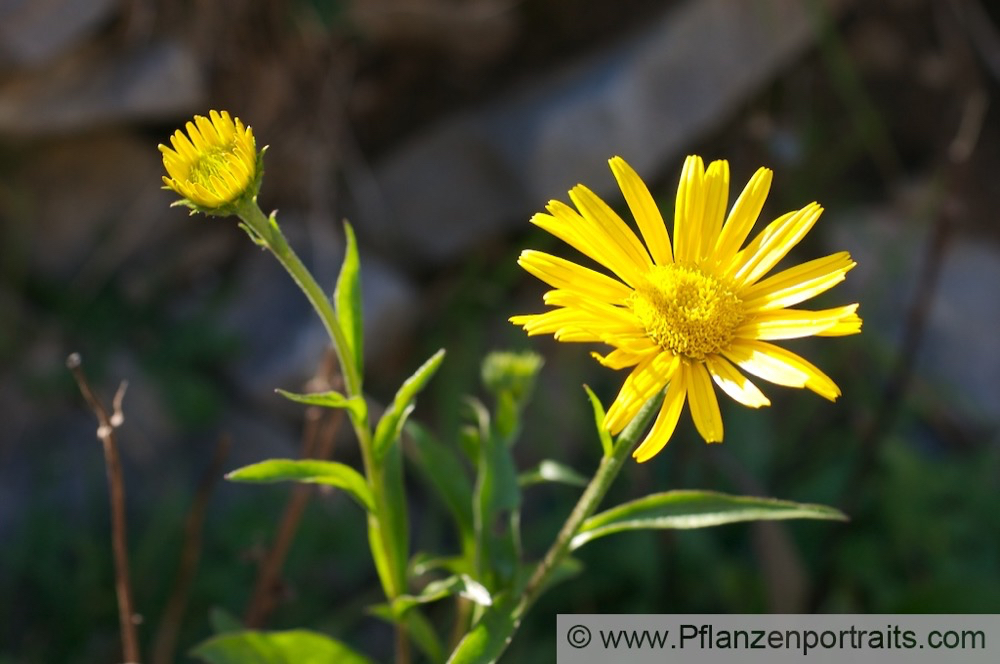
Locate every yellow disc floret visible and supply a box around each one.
[630,264,744,360]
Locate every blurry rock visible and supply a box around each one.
[350,0,519,65]
[0,40,204,137]
[354,0,841,266]
[0,0,118,67]
[217,218,419,403]
[827,199,1000,427]
[14,132,168,282]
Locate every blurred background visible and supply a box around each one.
[2,0,999,661]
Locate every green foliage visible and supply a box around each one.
[192,629,374,664]
[373,349,446,461]
[335,221,364,381]
[226,459,374,512]
[408,422,476,554]
[518,460,588,488]
[583,385,613,457]
[571,490,847,549]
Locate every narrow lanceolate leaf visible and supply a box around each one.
[226,459,374,513]
[519,460,588,488]
[367,605,443,664]
[584,385,614,458]
[209,607,244,635]
[472,397,522,591]
[391,574,493,615]
[373,349,446,461]
[191,629,374,664]
[570,490,847,550]
[335,220,364,379]
[275,388,367,423]
[445,595,518,664]
[407,422,475,545]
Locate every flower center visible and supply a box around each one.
[629,264,744,360]
[189,146,238,194]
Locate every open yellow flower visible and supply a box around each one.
[159,110,260,212]
[511,156,861,462]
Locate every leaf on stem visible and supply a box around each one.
[373,349,446,461]
[388,574,493,615]
[583,385,613,458]
[444,595,518,664]
[335,221,364,380]
[367,605,444,664]
[408,422,475,544]
[191,629,374,664]
[275,388,367,423]
[518,460,588,488]
[570,490,847,550]
[226,459,374,513]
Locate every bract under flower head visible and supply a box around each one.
[511,156,861,462]
[159,110,261,214]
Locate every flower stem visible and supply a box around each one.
[236,201,362,399]
[514,392,660,621]
[235,201,408,612]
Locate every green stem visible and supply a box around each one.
[447,393,662,662]
[236,199,408,606]
[236,201,362,398]
[514,392,661,621]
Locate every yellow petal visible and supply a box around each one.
[605,352,678,434]
[729,203,824,288]
[510,305,638,341]
[673,155,705,263]
[532,205,645,287]
[541,290,639,325]
[722,339,811,389]
[632,367,687,462]
[609,156,673,265]
[741,251,856,311]
[699,159,730,262]
[705,355,770,408]
[687,362,723,443]
[816,313,862,336]
[569,184,653,272]
[713,166,772,266]
[518,250,633,303]
[592,343,659,370]
[735,304,860,340]
[725,339,841,401]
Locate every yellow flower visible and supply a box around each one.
[511,156,861,462]
[159,110,260,212]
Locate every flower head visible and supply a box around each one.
[159,110,261,214]
[511,156,861,462]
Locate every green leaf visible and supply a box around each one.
[392,574,493,615]
[402,608,445,664]
[583,384,613,458]
[571,490,848,550]
[335,221,363,379]
[226,459,373,513]
[382,440,410,595]
[209,607,243,635]
[275,388,367,423]
[373,349,446,461]
[519,460,588,488]
[445,595,518,664]
[192,629,373,664]
[407,422,475,544]
[368,605,444,664]
[410,552,469,577]
[471,397,521,591]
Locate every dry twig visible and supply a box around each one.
[66,352,141,664]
